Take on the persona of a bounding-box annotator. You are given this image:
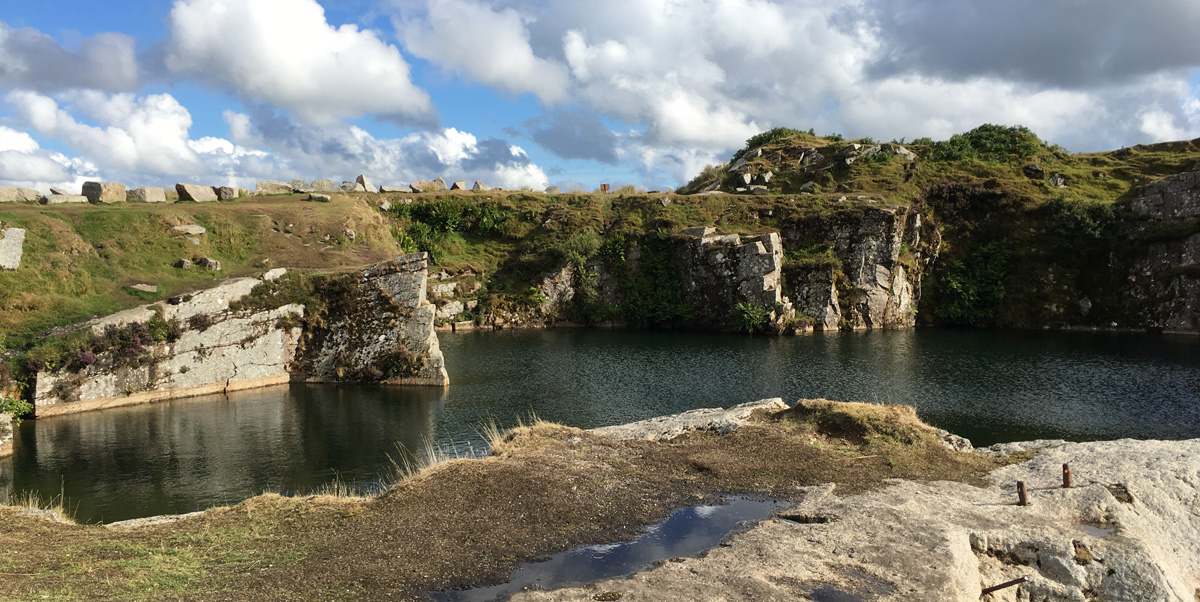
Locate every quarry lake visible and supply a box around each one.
[4,328,1199,524]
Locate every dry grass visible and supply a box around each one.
[0,400,1017,601]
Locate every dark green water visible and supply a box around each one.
[3,328,1197,523]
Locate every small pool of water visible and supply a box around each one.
[428,497,784,602]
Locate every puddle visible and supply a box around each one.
[1079,524,1113,538]
[428,497,784,602]
[809,586,866,602]
[804,569,894,602]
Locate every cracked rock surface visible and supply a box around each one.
[515,438,1200,602]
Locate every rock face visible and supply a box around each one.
[0,413,12,457]
[675,230,794,329]
[297,253,448,386]
[32,275,304,417]
[0,227,25,270]
[254,181,292,196]
[82,181,126,204]
[0,186,45,203]
[1121,170,1200,332]
[128,187,167,203]
[175,183,218,202]
[782,206,931,329]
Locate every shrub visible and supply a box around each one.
[187,313,215,332]
[733,302,771,334]
[929,124,1043,163]
[1,395,33,418]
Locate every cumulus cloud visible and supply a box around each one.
[6,90,207,176]
[401,0,570,102]
[0,125,95,191]
[225,106,549,189]
[0,21,138,92]
[389,0,1200,183]
[526,109,618,164]
[861,0,1200,88]
[165,0,434,124]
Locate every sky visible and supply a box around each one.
[1,0,1199,194]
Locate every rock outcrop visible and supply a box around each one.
[297,253,448,386]
[0,227,25,270]
[783,205,932,329]
[311,179,340,193]
[0,413,12,457]
[1116,170,1200,332]
[675,229,794,328]
[175,183,218,202]
[535,403,1200,602]
[33,274,303,417]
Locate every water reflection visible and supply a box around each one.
[8,328,1200,523]
[11,384,446,523]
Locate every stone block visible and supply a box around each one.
[472,181,490,192]
[288,179,313,193]
[379,185,408,193]
[356,174,374,192]
[82,181,126,203]
[41,195,89,204]
[0,228,25,270]
[311,179,340,193]
[254,181,292,196]
[451,181,468,191]
[175,183,218,202]
[172,224,206,236]
[213,186,239,200]
[0,186,44,203]
[308,193,331,203]
[128,187,167,203]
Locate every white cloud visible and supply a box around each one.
[0,20,138,92]
[0,125,96,191]
[225,107,548,189]
[165,0,434,124]
[6,90,206,176]
[401,0,570,102]
[0,125,39,153]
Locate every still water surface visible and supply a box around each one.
[3,329,1197,523]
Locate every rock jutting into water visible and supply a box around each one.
[29,253,448,417]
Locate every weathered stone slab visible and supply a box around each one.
[341,181,367,193]
[127,187,167,203]
[544,186,560,194]
[431,177,447,191]
[308,193,331,203]
[451,181,468,191]
[472,181,490,192]
[379,185,408,193]
[175,183,218,202]
[172,224,206,236]
[592,398,788,441]
[0,186,44,203]
[254,181,292,196]
[0,228,25,270]
[82,181,126,204]
[49,187,70,196]
[41,195,89,204]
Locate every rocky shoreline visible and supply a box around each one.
[5,399,1194,601]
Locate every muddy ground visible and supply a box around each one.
[0,401,1011,601]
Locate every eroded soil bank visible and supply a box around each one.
[1,400,1195,601]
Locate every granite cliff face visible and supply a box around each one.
[1122,170,1200,332]
[29,253,447,418]
[32,274,304,417]
[431,205,934,333]
[296,253,448,386]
